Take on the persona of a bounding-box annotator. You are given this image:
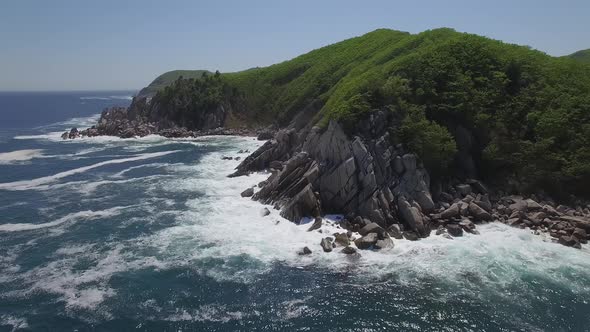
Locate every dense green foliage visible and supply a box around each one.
[147,28,590,197]
[149,71,237,128]
[567,49,590,64]
[138,70,211,97]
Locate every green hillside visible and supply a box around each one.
[138,70,211,97]
[568,49,590,63]
[149,28,590,196]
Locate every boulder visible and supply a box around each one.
[473,195,492,212]
[374,237,394,250]
[320,238,333,252]
[61,131,69,140]
[334,233,350,246]
[558,235,581,248]
[341,246,358,255]
[354,233,379,249]
[387,224,403,239]
[468,202,492,221]
[402,231,419,241]
[525,199,543,211]
[307,217,322,232]
[466,179,488,194]
[260,208,271,217]
[572,228,588,243]
[398,198,426,236]
[359,222,386,238]
[240,187,254,197]
[528,211,546,224]
[439,203,460,219]
[459,219,476,233]
[446,224,463,237]
[456,184,472,197]
[298,247,312,255]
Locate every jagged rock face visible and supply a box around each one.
[236,118,435,235]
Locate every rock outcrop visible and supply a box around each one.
[234,113,435,238]
[232,112,590,251]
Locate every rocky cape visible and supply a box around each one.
[62,99,275,140]
[62,96,590,254]
[231,110,590,253]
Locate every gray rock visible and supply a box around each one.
[525,199,543,211]
[440,203,460,219]
[459,219,476,233]
[374,237,394,249]
[261,207,271,217]
[359,222,386,238]
[572,228,588,243]
[466,179,488,194]
[307,217,322,232]
[334,232,350,246]
[320,238,333,252]
[558,235,580,248]
[398,198,426,236]
[468,202,492,221]
[456,184,472,197]
[298,247,312,255]
[387,224,403,239]
[341,246,358,255]
[269,160,283,170]
[240,187,254,197]
[354,233,379,249]
[393,156,404,174]
[543,204,560,216]
[442,233,454,240]
[446,224,463,237]
[402,231,419,241]
[402,154,417,171]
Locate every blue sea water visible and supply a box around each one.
[1,91,590,331]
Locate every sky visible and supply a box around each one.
[0,0,588,91]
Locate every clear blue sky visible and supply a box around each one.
[1,0,588,91]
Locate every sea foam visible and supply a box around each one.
[0,150,180,191]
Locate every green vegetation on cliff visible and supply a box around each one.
[138,70,211,97]
[146,28,590,197]
[567,49,590,63]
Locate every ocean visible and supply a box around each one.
[0,91,589,331]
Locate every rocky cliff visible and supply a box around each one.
[231,108,590,249]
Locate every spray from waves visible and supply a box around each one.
[0,149,44,165]
[0,206,126,232]
[0,315,29,331]
[121,136,590,297]
[2,135,589,315]
[0,150,180,191]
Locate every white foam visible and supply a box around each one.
[0,207,125,232]
[0,150,180,191]
[166,305,247,323]
[0,149,44,165]
[0,315,29,331]
[3,135,590,313]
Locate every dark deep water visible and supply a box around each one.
[0,92,590,332]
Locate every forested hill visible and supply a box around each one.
[139,28,590,197]
[137,70,211,97]
[568,49,590,63]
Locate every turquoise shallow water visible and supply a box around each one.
[1,92,590,331]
